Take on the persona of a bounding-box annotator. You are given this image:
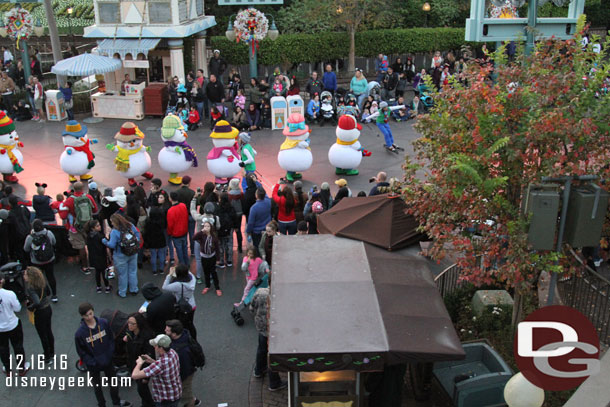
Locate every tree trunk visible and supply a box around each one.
[511,288,524,330]
[43,0,65,84]
[348,26,356,73]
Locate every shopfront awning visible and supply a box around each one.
[268,235,465,372]
[96,39,160,60]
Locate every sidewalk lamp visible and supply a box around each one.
[422,3,430,27]
[67,6,73,38]
[34,17,44,37]
[225,14,236,42]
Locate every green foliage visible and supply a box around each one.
[211,27,467,66]
[276,0,334,33]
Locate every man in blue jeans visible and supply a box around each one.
[167,192,189,266]
[246,188,271,248]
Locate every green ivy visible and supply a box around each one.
[211,28,468,66]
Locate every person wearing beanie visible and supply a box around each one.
[0,111,24,184]
[304,200,324,234]
[376,101,398,152]
[319,182,333,210]
[141,282,177,335]
[238,132,257,177]
[208,50,227,84]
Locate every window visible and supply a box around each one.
[99,3,120,24]
[178,0,187,22]
[196,0,203,16]
[148,2,172,23]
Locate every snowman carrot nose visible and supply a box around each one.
[79,137,87,143]
[130,141,135,147]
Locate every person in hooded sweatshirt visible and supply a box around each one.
[32,183,55,223]
[141,282,176,335]
[75,302,132,407]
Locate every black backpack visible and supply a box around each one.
[175,334,206,369]
[31,232,54,263]
[175,284,192,316]
[119,228,139,256]
[217,206,234,237]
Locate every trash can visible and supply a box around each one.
[45,90,67,121]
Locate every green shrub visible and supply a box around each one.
[211,28,468,66]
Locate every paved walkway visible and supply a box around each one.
[1,115,436,407]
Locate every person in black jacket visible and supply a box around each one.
[143,207,167,275]
[141,282,176,335]
[208,50,227,83]
[382,66,399,101]
[75,302,132,407]
[123,313,155,407]
[32,183,55,223]
[24,266,54,362]
[243,174,259,222]
[85,220,111,293]
[7,195,30,264]
[146,179,169,209]
[165,319,200,407]
[205,74,225,107]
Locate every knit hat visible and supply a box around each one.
[203,202,216,214]
[228,178,241,191]
[213,49,220,54]
[379,101,388,109]
[161,114,184,139]
[177,84,187,93]
[115,122,144,142]
[62,120,88,138]
[321,182,330,190]
[312,201,324,213]
[0,111,15,134]
[210,120,239,139]
[238,132,251,143]
[282,113,309,137]
[335,179,348,187]
[149,334,171,348]
[88,181,98,191]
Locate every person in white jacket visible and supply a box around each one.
[0,271,30,376]
[162,264,197,340]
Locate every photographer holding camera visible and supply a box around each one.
[0,271,30,376]
[369,172,390,196]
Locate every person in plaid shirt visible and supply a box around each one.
[131,334,182,407]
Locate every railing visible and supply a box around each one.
[434,263,465,298]
[558,248,610,348]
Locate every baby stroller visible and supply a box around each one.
[334,87,347,107]
[0,262,26,302]
[338,93,359,118]
[417,83,434,111]
[319,91,335,126]
[367,81,382,102]
[230,264,270,327]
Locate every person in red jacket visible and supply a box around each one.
[167,191,189,265]
[63,181,98,274]
[272,183,297,235]
[187,106,199,131]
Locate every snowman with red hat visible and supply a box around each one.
[106,122,154,188]
[0,111,23,183]
[328,114,371,176]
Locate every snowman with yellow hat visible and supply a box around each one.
[106,122,154,188]
[0,111,23,183]
[206,120,241,183]
[59,120,98,183]
[158,114,198,185]
[278,113,312,182]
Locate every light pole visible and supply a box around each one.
[225,11,279,79]
[422,2,430,28]
[66,6,73,42]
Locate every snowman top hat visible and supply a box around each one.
[62,120,87,138]
[282,113,309,137]
[115,122,144,142]
[0,111,15,135]
[210,120,239,139]
[161,114,184,139]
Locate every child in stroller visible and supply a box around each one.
[338,94,359,118]
[319,90,335,126]
[367,81,382,102]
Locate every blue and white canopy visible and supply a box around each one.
[96,39,160,60]
[51,53,122,76]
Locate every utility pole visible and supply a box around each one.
[43,0,64,84]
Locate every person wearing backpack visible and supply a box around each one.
[63,182,98,274]
[103,213,140,298]
[227,178,245,253]
[217,193,236,268]
[23,219,57,302]
[162,264,197,340]
[165,319,202,407]
[23,266,54,362]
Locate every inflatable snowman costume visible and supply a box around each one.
[60,120,98,183]
[158,114,198,185]
[206,120,241,184]
[106,122,154,187]
[278,113,312,182]
[0,111,24,183]
[328,114,370,176]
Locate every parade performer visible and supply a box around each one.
[206,120,241,183]
[277,113,313,182]
[0,111,23,183]
[158,114,198,185]
[328,114,371,176]
[106,122,153,187]
[59,120,98,183]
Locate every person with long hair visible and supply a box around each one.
[24,266,54,362]
[143,207,167,275]
[103,213,140,298]
[162,263,197,339]
[272,183,297,235]
[319,182,333,210]
[194,221,221,296]
[123,313,154,407]
[258,220,278,265]
[85,219,111,293]
[234,246,268,308]
[292,181,307,223]
[23,219,57,301]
